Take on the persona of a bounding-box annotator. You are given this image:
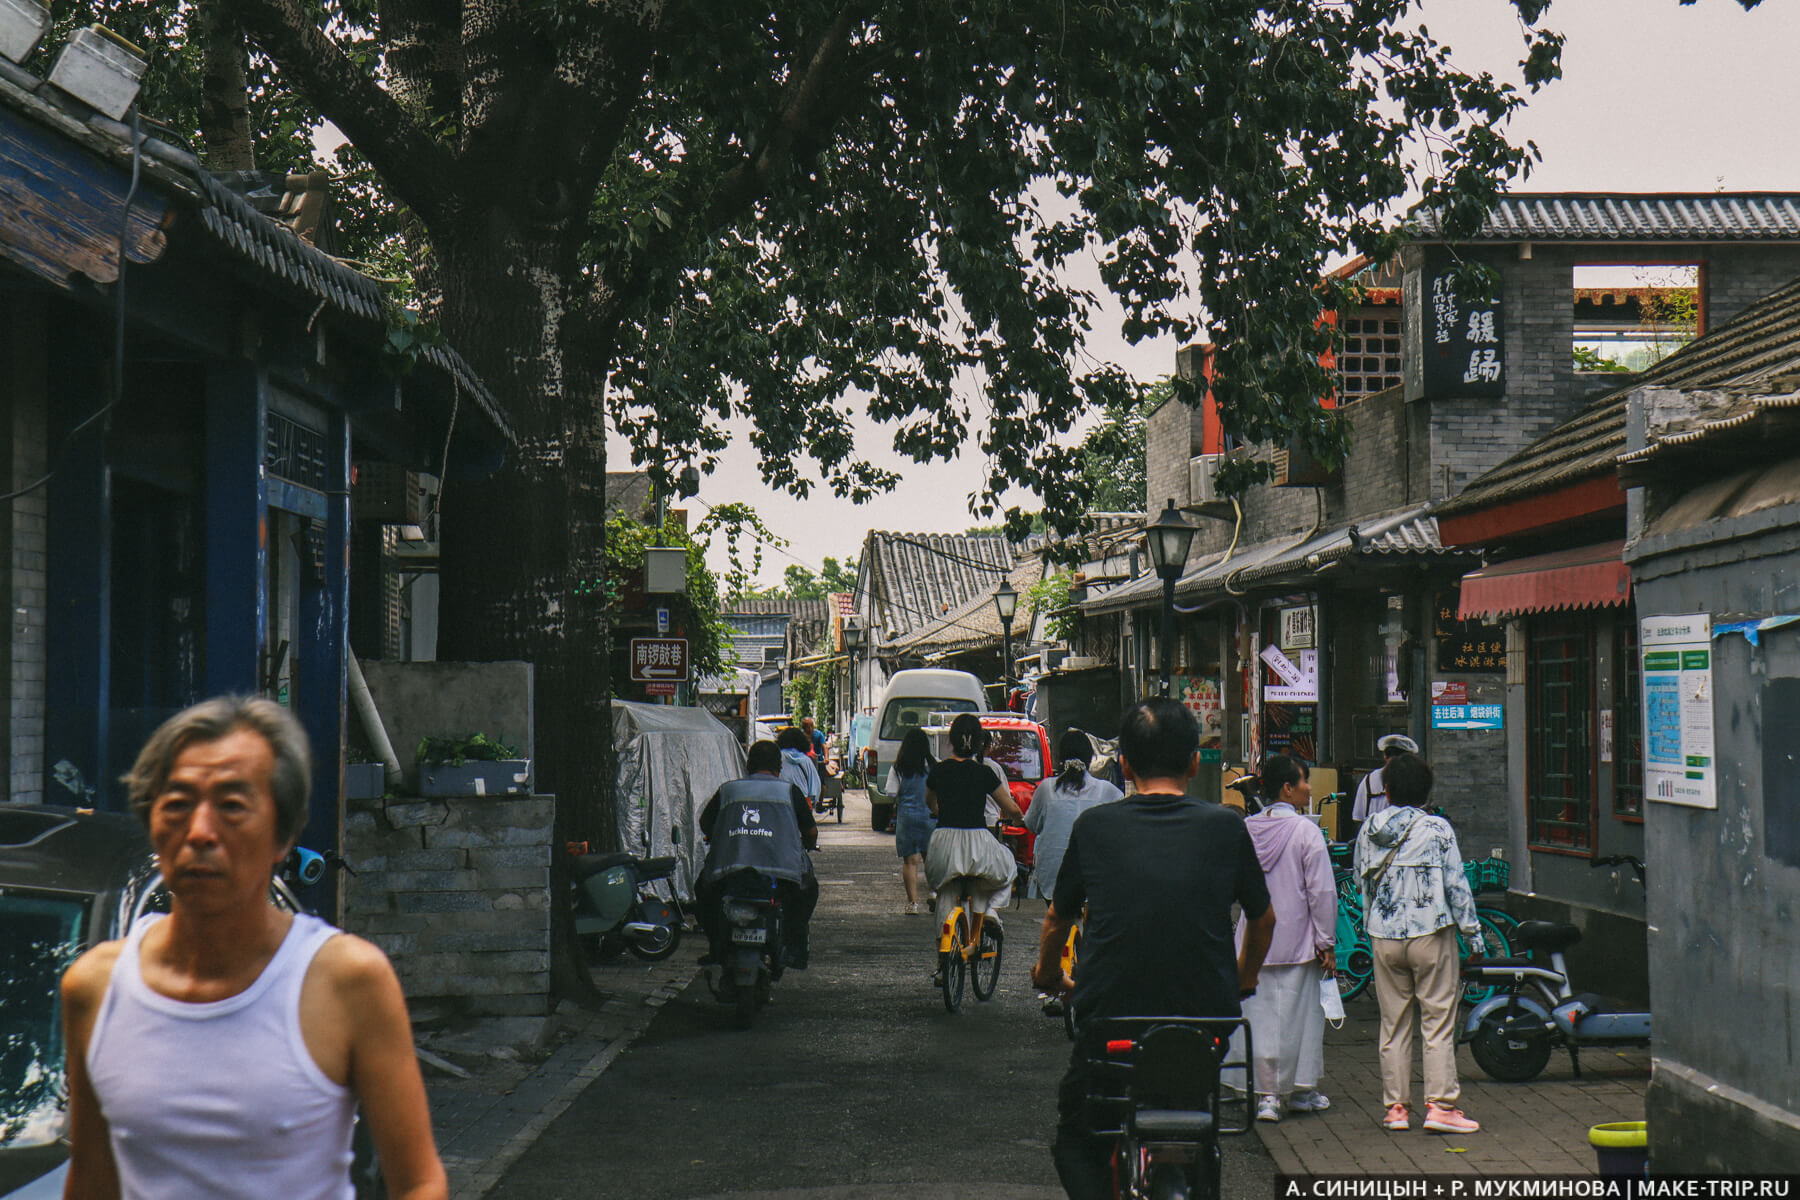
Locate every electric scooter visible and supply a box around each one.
[1458,855,1649,1082]
[706,871,785,1030]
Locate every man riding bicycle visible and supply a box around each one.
[1032,698,1276,1200]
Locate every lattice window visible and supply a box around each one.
[1527,619,1593,851]
[1613,616,1643,819]
[265,412,328,490]
[1338,316,1403,402]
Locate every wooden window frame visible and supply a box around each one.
[1525,615,1597,855]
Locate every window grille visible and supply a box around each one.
[1613,617,1643,818]
[1527,619,1593,850]
[1337,316,1403,402]
[265,412,328,490]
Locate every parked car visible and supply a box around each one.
[924,713,1052,813]
[866,668,985,831]
[0,804,160,1199]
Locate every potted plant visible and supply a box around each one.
[416,733,531,797]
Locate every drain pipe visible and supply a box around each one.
[347,653,404,788]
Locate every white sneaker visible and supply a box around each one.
[1288,1089,1332,1113]
[1255,1094,1282,1123]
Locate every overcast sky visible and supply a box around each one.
[634,0,1800,588]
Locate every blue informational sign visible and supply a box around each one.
[1431,703,1504,731]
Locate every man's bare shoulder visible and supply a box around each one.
[311,931,401,993]
[63,938,125,1007]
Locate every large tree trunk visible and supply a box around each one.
[430,220,616,1003]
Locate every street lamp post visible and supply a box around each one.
[842,615,864,729]
[1145,498,1198,698]
[993,579,1019,704]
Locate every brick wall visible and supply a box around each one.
[5,302,48,805]
[1144,393,1204,516]
[1704,246,1800,328]
[344,795,553,1017]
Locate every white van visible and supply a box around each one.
[866,668,986,831]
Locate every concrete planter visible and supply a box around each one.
[418,759,532,797]
[345,762,386,800]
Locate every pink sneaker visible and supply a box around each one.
[1382,1103,1411,1131]
[1423,1103,1480,1134]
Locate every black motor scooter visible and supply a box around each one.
[706,870,785,1030]
[568,847,685,962]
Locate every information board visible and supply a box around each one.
[1641,613,1716,809]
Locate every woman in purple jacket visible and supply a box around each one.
[1239,754,1337,1123]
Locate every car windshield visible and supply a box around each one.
[986,730,1046,782]
[0,890,87,1148]
[879,697,978,742]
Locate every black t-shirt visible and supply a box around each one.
[927,758,998,828]
[1053,792,1270,1021]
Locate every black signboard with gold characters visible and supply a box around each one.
[1435,590,1506,673]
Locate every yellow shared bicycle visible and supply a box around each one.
[936,875,1003,1012]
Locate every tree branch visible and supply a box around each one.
[223,0,458,229]
[381,0,463,136]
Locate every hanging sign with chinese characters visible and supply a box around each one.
[1422,254,1505,398]
[629,637,690,683]
[1434,590,1507,673]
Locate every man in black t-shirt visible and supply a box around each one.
[1031,698,1275,1200]
[698,740,820,968]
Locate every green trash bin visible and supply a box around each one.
[1590,1122,1648,1178]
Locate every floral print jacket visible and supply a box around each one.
[1354,806,1484,950]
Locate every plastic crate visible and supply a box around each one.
[1462,856,1510,894]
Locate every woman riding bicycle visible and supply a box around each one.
[925,714,1023,982]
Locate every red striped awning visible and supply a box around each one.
[1458,541,1630,620]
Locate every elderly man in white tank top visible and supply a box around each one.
[60,696,446,1200]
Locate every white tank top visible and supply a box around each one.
[86,912,356,1200]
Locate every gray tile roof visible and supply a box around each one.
[0,60,512,442]
[863,531,1016,644]
[888,557,1045,656]
[1408,193,1800,243]
[1085,505,1464,613]
[1444,270,1800,512]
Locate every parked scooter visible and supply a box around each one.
[568,846,685,962]
[706,872,786,1029]
[1458,855,1649,1082]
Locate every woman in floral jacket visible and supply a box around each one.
[1354,751,1484,1136]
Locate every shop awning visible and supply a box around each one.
[1458,541,1630,620]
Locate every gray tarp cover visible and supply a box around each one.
[612,701,746,902]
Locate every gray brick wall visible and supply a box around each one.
[343,795,554,1017]
[1144,392,1204,516]
[6,304,48,805]
[1704,246,1800,328]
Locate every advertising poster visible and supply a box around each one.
[1176,676,1225,760]
[1641,613,1716,809]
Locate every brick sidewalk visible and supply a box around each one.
[1250,990,1649,1177]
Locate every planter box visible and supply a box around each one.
[418,759,532,797]
[48,25,147,120]
[345,762,387,801]
[0,0,49,64]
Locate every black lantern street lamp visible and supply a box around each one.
[993,579,1019,701]
[842,614,864,729]
[1145,498,1198,697]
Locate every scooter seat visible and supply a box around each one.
[634,855,678,882]
[1515,920,1583,952]
[572,851,636,880]
[1131,1108,1215,1139]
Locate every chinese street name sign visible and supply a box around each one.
[629,637,690,683]
[1641,613,1716,809]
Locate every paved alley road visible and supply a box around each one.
[490,790,1276,1199]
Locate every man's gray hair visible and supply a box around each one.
[122,696,313,845]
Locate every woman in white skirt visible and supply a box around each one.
[926,714,1022,982]
[1239,753,1337,1123]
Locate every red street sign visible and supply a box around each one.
[643,681,677,696]
[629,637,689,682]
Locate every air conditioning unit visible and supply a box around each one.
[1272,437,1339,488]
[1189,454,1223,503]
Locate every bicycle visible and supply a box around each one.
[1054,919,1081,1040]
[936,876,1003,1012]
[1081,1016,1251,1200]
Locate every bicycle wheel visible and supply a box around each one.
[1459,911,1515,1006]
[971,920,1003,1000]
[1335,890,1373,1001]
[940,912,968,1012]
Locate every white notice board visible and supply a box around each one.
[1641,613,1716,809]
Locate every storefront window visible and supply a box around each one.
[1527,618,1593,851]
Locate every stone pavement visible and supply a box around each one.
[423,953,695,1200]
[1252,989,1650,1177]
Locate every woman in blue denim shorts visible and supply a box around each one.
[886,728,936,914]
